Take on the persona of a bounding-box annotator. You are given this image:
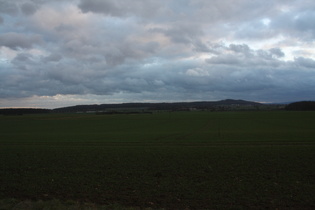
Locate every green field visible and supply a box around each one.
[1,111,315,209]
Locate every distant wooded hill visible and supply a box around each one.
[0,108,50,115]
[5,99,313,115]
[52,99,261,113]
[285,101,315,111]
[0,99,262,115]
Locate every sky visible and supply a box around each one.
[1,0,315,108]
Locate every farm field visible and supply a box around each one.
[0,111,315,209]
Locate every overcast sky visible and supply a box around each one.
[1,0,315,108]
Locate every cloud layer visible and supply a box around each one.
[1,0,315,108]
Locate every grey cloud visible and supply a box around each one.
[2,46,315,104]
[207,54,243,65]
[189,0,276,24]
[295,57,315,68]
[21,2,38,16]
[78,0,162,17]
[11,53,38,72]
[184,60,315,102]
[233,19,277,40]
[42,53,63,63]
[58,29,160,67]
[163,23,204,44]
[32,15,158,67]
[78,0,123,16]
[291,10,315,40]
[217,1,315,40]
[269,48,285,58]
[149,22,208,53]
[294,11,315,32]
[229,44,252,56]
[1,0,315,107]
[0,32,42,50]
[2,37,296,102]
[256,50,283,61]
[0,0,19,15]
[207,44,285,68]
[12,53,33,62]
[0,16,3,24]
[79,0,273,26]
[192,40,210,52]
[205,42,228,55]
[269,8,315,40]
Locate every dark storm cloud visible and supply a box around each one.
[1,0,315,107]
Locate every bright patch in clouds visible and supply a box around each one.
[1,0,315,108]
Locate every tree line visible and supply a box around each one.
[0,108,50,115]
[285,101,315,111]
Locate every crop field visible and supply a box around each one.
[1,111,315,209]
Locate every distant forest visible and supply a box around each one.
[52,99,261,113]
[0,100,314,115]
[0,108,50,115]
[285,101,315,111]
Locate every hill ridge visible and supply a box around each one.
[52,99,261,113]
